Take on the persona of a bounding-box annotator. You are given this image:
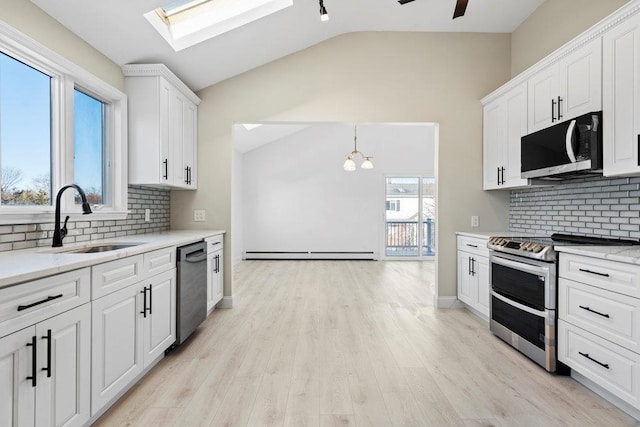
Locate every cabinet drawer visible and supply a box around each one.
[91,255,144,299]
[559,253,640,298]
[0,268,90,338]
[206,235,223,251]
[143,247,176,277]
[558,320,640,408]
[457,236,488,257]
[559,278,640,352]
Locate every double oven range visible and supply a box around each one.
[487,233,640,373]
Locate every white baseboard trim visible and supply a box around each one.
[436,296,464,309]
[217,296,233,309]
[243,251,376,260]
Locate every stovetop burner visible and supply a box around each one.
[487,233,640,262]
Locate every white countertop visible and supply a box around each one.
[556,245,640,265]
[0,230,225,289]
[456,231,512,239]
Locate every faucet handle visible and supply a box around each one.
[60,216,70,239]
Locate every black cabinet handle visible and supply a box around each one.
[472,258,476,276]
[579,351,609,369]
[149,284,153,315]
[42,329,52,378]
[557,96,563,120]
[578,268,610,278]
[501,167,506,185]
[466,244,478,248]
[163,159,168,180]
[26,336,36,387]
[579,305,610,318]
[496,167,500,185]
[17,294,63,311]
[216,254,220,273]
[637,135,640,166]
[140,286,148,318]
[185,167,189,184]
[551,98,556,122]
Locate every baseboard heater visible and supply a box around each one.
[244,251,376,260]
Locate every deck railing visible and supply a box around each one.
[385,218,435,257]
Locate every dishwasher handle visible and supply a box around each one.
[184,250,207,263]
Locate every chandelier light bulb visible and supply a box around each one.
[361,157,373,169]
[343,156,356,171]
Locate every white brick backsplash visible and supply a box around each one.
[0,185,170,252]
[511,177,640,240]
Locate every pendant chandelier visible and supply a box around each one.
[343,126,373,171]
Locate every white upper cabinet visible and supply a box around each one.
[124,64,200,189]
[528,38,602,133]
[483,82,529,190]
[603,13,640,177]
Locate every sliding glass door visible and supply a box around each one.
[385,176,436,258]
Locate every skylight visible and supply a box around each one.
[145,0,294,52]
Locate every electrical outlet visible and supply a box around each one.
[471,215,479,228]
[194,209,206,222]
[144,209,151,222]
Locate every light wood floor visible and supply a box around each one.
[95,260,638,426]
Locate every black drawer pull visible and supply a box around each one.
[42,329,52,377]
[466,244,478,248]
[579,305,610,318]
[579,351,610,369]
[578,268,610,278]
[17,294,63,311]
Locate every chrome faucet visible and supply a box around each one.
[52,184,92,247]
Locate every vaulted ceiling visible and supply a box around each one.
[31,0,544,91]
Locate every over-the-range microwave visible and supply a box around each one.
[521,111,603,180]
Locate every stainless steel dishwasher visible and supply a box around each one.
[176,241,207,345]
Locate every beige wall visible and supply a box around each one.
[0,0,124,91]
[172,32,512,299]
[511,0,628,77]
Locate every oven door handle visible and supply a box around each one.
[492,291,548,318]
[490,255,549,277]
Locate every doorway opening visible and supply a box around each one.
[384,176,436,258]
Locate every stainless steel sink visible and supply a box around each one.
[66,243,140,254]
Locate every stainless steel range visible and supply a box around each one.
[487,233,640,373]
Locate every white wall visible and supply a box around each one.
[238,123,435,258]
[173,32,513,300]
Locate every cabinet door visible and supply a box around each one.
[528,65,559,133]
[35,304,90,427]
[91,285,143,415]
[476,256,490,318]
[603,14,640,177]
[159,78,173,185]
[558,38,602,120]
[483,100,505,190]
[183,100,197,189]
[142,269,176,367]
[171,91,187,188]
[457,251,474,305]
[215,251,224,305]
[503,83,529,188]
[0,327,36,427]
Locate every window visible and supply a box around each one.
[386,200,401,211]
[145,0,294,51]
[0,20,127,224]
[0,52,52,206]
[74,89,107,205]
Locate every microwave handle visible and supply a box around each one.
[565,119,577,163]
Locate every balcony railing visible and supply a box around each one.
[385,218,435,257]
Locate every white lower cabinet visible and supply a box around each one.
[91,267,176,415]
[558,251,640,413]
[457,235,490,318]
[0,304,91,427]
[206,235,224,313]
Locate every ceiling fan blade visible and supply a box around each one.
[453,0,468,19]
[398,0,415,4]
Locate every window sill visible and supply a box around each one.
[0,210,130,225]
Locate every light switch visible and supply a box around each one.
[194,210,206,222]
[471,215,479,227]
[144,209,151,222]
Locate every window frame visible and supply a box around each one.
[0,20,128,224]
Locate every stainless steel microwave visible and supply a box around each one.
[521,111,603,180]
